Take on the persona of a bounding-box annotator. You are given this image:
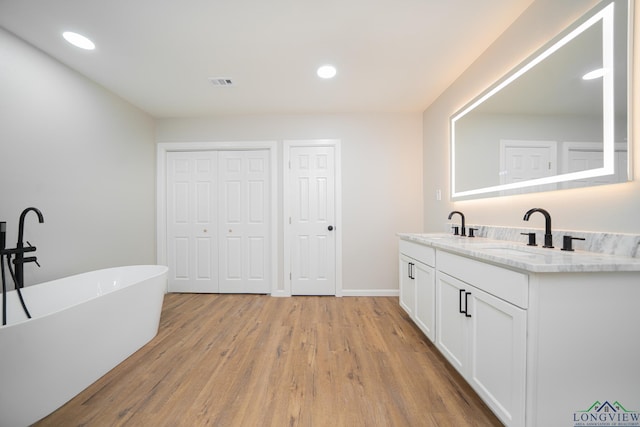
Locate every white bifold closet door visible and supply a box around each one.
[166,151,218,293]
[218,150,270,294]
[166,150,270,294]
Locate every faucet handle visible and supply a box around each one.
[561,235,585,252]
[468,228,478,238]
[21,256,41,267]
[520,232,537,246]
[451,226,460,236]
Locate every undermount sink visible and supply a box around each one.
[477,245,551,259]
[418,234,488,243]
[411,234,560,260]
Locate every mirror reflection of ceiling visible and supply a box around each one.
[477,23,603,116]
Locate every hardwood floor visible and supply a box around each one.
[35,294,503,426]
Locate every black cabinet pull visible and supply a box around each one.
[464,292,472,317]
[408,262,414,280]
[459,288,472,317]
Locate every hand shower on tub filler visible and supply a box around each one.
[0,221,5,252]
[1,207,45,326]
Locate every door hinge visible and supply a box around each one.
[290,272,292,280]
[289,217,292,224]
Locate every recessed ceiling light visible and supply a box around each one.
[582,68,606,80]
[62,31,95,50]
[317,65,337,79]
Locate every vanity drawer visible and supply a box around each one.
[400,240,435,267]
[437,250,528,309]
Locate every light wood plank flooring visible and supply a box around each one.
[35,294,502,426]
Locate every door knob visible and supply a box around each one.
[328,225,334,231]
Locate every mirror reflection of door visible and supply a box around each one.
[499,140,557,196]
[561,141,628,189]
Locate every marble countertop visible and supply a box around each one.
[398,233,640,273]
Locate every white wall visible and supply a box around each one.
[423,0,640,234]
[156,113,423,294]
[0,28,156,286]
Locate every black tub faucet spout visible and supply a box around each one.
[523,208,553,248]
[18,207,44,245]
[15,207,45,289]
[448,210,466,236]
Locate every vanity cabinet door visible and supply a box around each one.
[436,270,526,427]
[468,286,526,427]
[414,261,435,342]
[399,249,436,343]
[435,272,468,374]
[399,254,415,318]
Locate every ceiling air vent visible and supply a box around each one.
[208,77,235,87]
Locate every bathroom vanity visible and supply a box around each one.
[398,232,640,427]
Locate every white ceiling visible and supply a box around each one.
[0,0,534,118]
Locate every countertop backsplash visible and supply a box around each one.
[442,224,640,259]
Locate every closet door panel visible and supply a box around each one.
[166,151,218,293]
[218,150,270,293]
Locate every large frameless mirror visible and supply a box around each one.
[451,0,631,200]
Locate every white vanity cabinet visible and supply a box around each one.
[436,251,527,427]
[399,240,436,341]
[398,235,640,427]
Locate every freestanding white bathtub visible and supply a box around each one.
[0,265,168,427]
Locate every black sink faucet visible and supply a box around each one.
[448,211,466,236]
[523,208,553,248]
[15,207,45,288]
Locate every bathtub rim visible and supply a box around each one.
[0,264,168,329]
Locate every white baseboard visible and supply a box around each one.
[340,289,399,297]
[269,290,290,297]
[269,289,399,297]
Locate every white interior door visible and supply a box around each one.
[166,151,218,293]
[289,146,336,295]
[218,150,270,294]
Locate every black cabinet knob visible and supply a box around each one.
[328,225,334,231]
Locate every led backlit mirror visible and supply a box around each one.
[451,0,631,199]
